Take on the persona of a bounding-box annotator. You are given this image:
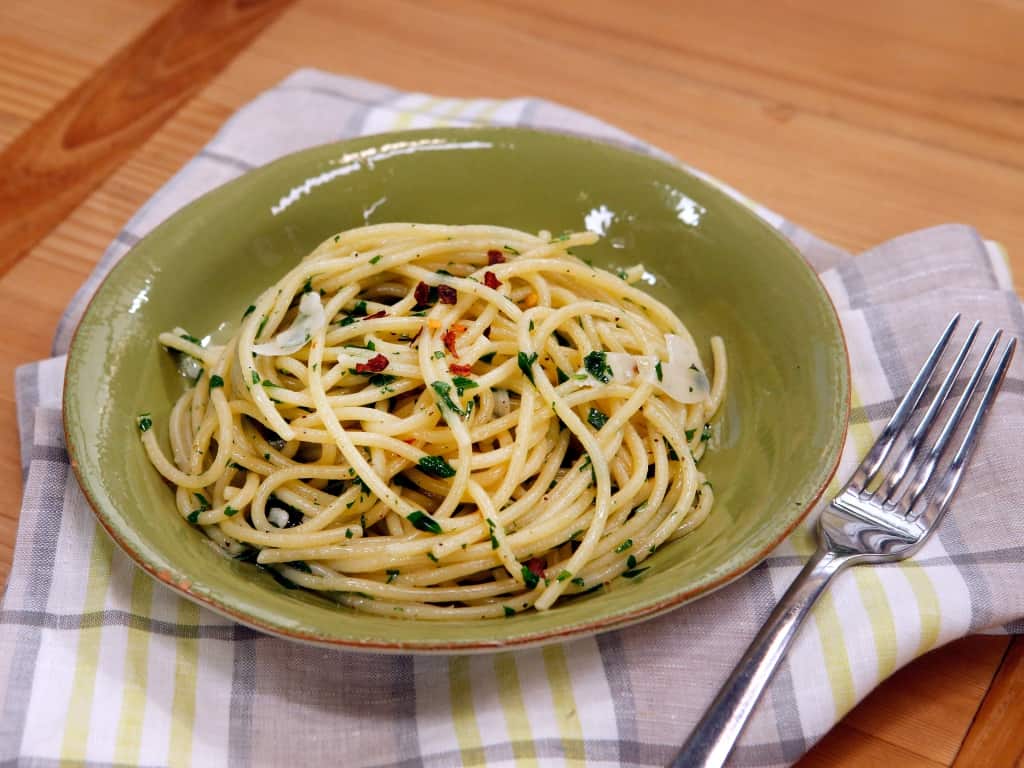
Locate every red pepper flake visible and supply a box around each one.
[364,310,387,320]
[437,285,458,305]
[526,558,546,579]
[448,363,472,375]
[354,354,389,374]
[442,329,459,358]
[487,249,506,265]
[414,281,431,305]
[483,271,502,290]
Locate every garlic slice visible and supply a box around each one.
[253,293,325,356]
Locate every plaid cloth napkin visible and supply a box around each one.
[2,69,1022,768]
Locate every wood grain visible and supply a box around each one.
[954,636,1024,768]
[0,2,1021,766]
[0,0,294,278]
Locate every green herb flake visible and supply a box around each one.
[256,316,268,339]
[418,455,456,479]
[504,606,515,617]
[301,276,313,294]
[369,254,383,265]
[503,244,521,255]
[407,510,443,534]
[451,376,478,397]
[627,554,637,569]
[479,352,496,364]
[251,370,261,385]
[137,413,153,432]
[180,333,202,345]
[571,577,585,587]
[345,528,353,539]
[584,350,612,383]
[209,374,224,389]
[386,569,400,584]
[701,424,712,442]
[491,534,500,550]
[432,350,446,359]
[570,529,584,541]
[622,567,649,579]
[521,565,540,589]
[517,351,538,385]
[557,570,572,582]
[242,304,256,319]
[187,510,201,524]
[430,381,463,415]
[369,373,396,388]
[261,379,277,388]
[556,367,569,384]
[224,505,239,517]
[587,408,608,430]
[615,539,633,553]
[528,319,535,331]
[426,552,439,563]
[655,361,663,382]
[194,493,211,510]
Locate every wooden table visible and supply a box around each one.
[1,1,1021,764]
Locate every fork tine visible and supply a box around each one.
[879,321,980,504]
[916,336,1017,529]
[848,313,960,493]
[897,329,1003,517]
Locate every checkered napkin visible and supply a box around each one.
[2,69,1022,767]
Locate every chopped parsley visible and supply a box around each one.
[571,577,585,587]
[615,539,633,553]
[432,350,446,360]
[426,552,439,563]
[655,361,663,381]
[517,351,538,385]
[491,534,499,549]
[587,407,608,430]
[224,505,239,517]
[369,254,383,265]
[521,565,540,589]
[256,316,268,338]
[627,554,637,568]
[187,510,201,524]
[503,244,521,255]
[504,606,515,617]
[407,510,443,534]
[557,570,572,582]
[242,304,256,319]
[701,423,713,442]
[479,352,496,364]
[209,374,224,389]
[137,413,153,432]
[369,373,395,388]
[386,569,400,584]
[556,367,569,384]
[451,376,478,397]
[418,455,457,479]
[430,381,463,415]
[251,370,261,385]
[180,333,202,345]
[622,567,649,579]
[584,350,612,383]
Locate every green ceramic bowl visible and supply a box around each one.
[64,128,849,652]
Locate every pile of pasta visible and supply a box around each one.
[139,223,726,619]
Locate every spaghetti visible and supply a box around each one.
[138,223,726,619]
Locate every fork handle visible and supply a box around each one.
[670,546,852,768]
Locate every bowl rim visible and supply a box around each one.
[63,126,851,653]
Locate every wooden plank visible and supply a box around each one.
[0,0,294,278]
[0,0,173,149]
[953,636,1024,767]
[800,635,1011,765]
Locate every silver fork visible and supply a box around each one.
[671,314,1017,768]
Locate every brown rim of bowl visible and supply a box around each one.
[60,128,852,653]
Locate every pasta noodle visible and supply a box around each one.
[138,223,726,619]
